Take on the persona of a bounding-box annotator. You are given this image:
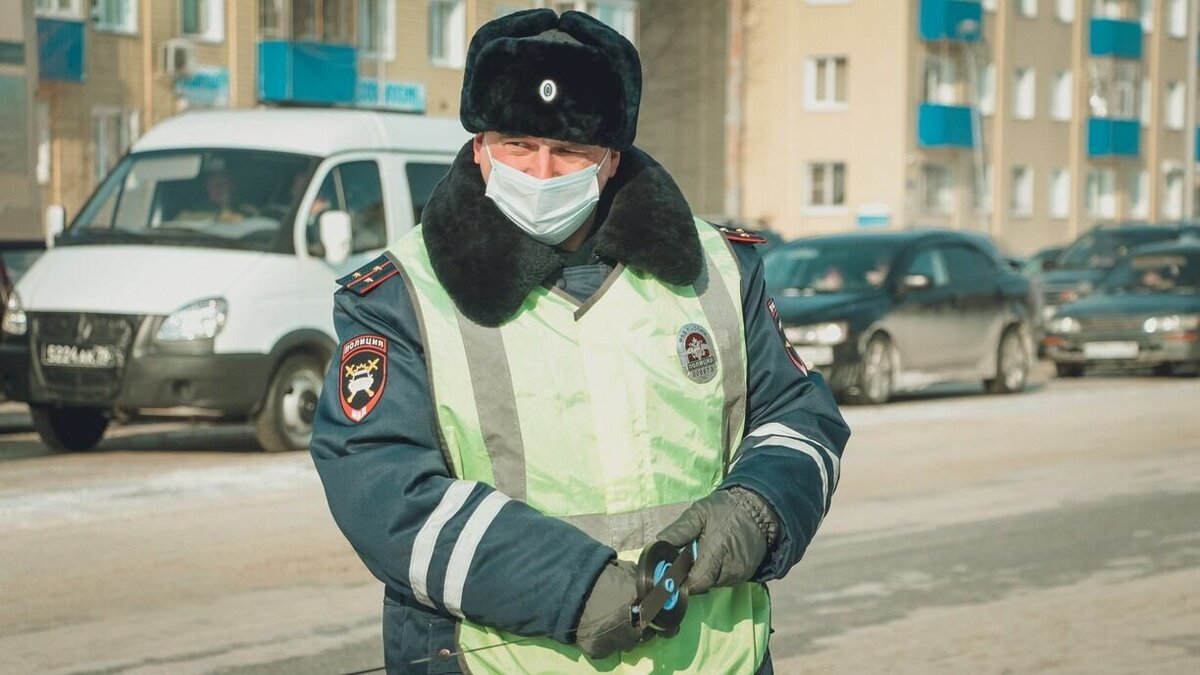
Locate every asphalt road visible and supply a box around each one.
[1,361,1197,674]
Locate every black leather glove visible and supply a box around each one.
[574,559,648,658]
[657,487,778,594]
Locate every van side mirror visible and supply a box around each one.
[900,274,932,292]
[319,210,352,265]
[45,205,65,249]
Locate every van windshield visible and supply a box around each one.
[62,150,318,252]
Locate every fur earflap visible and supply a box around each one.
[420,143,702,327]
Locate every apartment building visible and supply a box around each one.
[14,0,637,236]
[0,1,41,240]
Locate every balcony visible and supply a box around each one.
[918,103,975,149]
[1088,118,1140,158]
[258,41,357,106]
[1089,18,1142,59]
[919,0,983,43]
[37,18,85,82]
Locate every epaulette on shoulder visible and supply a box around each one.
[714,223,768,245]
[337,254,400,296]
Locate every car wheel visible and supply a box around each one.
[986,325,1030,394]
[29,404,109,452]
[254,353,325,452]
[1055,362,1085,378]
[848,334,894,405]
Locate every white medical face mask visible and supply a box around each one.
[484,144,610,246]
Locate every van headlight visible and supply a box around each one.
[785,321,848,346]
[156,298,227,341]
[2,292,27,336]
[1047,316,1081,334]
[1143,314,1199,333]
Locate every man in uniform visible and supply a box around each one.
[310,9,849,674]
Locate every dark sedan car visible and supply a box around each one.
[764,230,1035,404]
[1045,240,1200,377]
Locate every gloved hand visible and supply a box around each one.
[657,487,778,594]
[574,559,648,659]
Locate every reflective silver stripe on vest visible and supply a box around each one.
[410,480,478,609]
[443,491,513,619]
[456,313,528,501]
[746,422,841,489]
[559,501,694,551]
[697,249,748,471]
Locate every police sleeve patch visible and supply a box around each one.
[340,335,388,422]
[768,298,809,376]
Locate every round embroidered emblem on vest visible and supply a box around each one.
[538,79,558,103]
[676,323,718,384]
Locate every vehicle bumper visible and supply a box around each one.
[1,336,270,418]
[793,342,861,392]
[1045,333,1200,367]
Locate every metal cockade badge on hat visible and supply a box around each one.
[676,323,718,384]
[538,78,558,103]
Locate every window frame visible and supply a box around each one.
[1129,167,1149,219]
[1057,0,1076,22]
[804,161,848,213]
[428,0,467,68]
[91,105,139,184]
[1049,168,1071,219]
[1164,80,1185,130]
[34,0,84,20]
[92,0,138,34]
[181,0,226,43]
[1050,69,1073,121]
[1162,162,1185,219]
[920,163,955,216]
[805,55,849,111]
[1084,167,1117,218]
[359,0,396,60]
[1014,66,1037,120]
[1019,0,1039,19]
[1167,0,1186,38]
[1010,165,1035,218]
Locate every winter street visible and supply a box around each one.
[2,362,1198,674]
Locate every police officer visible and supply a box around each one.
[310,9,849,674]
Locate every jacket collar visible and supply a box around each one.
[420,142,702,326]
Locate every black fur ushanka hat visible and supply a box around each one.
[459,8,642,150]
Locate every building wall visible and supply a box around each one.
[0,0,41,240]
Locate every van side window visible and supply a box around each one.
[405,162,451,225]
[306,160,387,255]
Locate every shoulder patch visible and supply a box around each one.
[340,335,388,422]
[715,224,768,245]
[337,254,399,296]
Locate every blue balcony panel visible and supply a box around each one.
[37,18,85,82]
[1089,18,1143,59]
[1088,118,1140,158]
[258,41,357,106]
[920,0,983,43]
[918,103,975,149]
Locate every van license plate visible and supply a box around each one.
[40,344,120,368]
[1083,341,1139,360]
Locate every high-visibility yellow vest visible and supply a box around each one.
[390,217,770,674]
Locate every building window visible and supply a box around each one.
[360,0,396,59]
[921,164,954,215]
[323,0,356,43]
[806,161,847,209]
[983,0,997,11]
[92,107,138,183]
[553,2,637,43]
[429,0,466,67]
[1139,0,1155,31]
[1051,70,1073,120]
[35,0,82,18]
[978,62,995,115]
[1167,0,1186,37]
[1164,80,1185,129]
[260,0,285,38]
[1014,67,1037,119]
[1092,0,1126,18]
[1019,0,1038,18]
[972,164,993,213]
[1057,0,1076,21]
[182,0,225,42]
[1011,166,1034,217]
[1049,168,1071,218]
[806,56,848,109]
[1085,168,1117,218]
[1163,164,1184,218]
[1089,59,1140,119]
[1129,168,1149,218]
[93,0,137,33]
[924,53,957,105]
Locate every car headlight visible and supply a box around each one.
[1143,314,1200,333]
[785,321,848,346]
[156,298,227,341]
[1047,316,1081,334]
[2,292,27,336]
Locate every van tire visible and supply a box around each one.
[254,353,325,452]
[30,404,109,452]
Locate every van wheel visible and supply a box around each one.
[30,404,109,452]
[848,335,894,405]
[985,325,1030,394]
[254,353,324,452]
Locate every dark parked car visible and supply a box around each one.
[763,230,1035,404]
[1,240,46,402]
[1039,223,1200,327]
[1023,245,1067,277]
[1045,240,1200,377]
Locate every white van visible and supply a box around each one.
[0,109,466,451]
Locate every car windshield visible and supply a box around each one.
[764,240,902,295]
[63,150,318,252]
[1101,252,1200,294]
[1058,230,1180,270]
